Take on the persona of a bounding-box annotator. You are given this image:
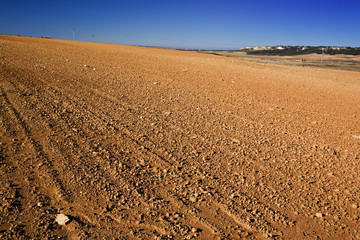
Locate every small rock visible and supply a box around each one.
[315,213,323,218]
[189,197,197,203]
[230,193,239,199]
[351,204,358,209]
[55,213,70,225]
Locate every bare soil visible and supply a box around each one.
[202,51,360,72]
[1,35,360,239]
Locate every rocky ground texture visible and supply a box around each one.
[0,35,360,239]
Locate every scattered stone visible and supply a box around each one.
[230,193,239,199]
[202,156,210,161]
[55,214,70,225]
[189,197,197,203]
[191,227,199,233]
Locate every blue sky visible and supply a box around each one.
[1,0,359,49]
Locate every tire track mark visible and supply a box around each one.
[0,86,71,202]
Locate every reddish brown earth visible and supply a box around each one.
[0,35,360,239]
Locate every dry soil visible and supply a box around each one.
[1,35,360,239]
[202,51,360,72]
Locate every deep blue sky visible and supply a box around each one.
[1,0,359,49]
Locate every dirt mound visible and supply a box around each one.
[1,35,360,239]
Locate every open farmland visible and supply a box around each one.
[200,50,360,72]
[1,35,360,239]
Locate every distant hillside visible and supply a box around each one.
[241,46,360,56]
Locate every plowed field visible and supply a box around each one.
[1,35,360,239]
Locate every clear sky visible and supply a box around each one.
[1,0,359,49]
